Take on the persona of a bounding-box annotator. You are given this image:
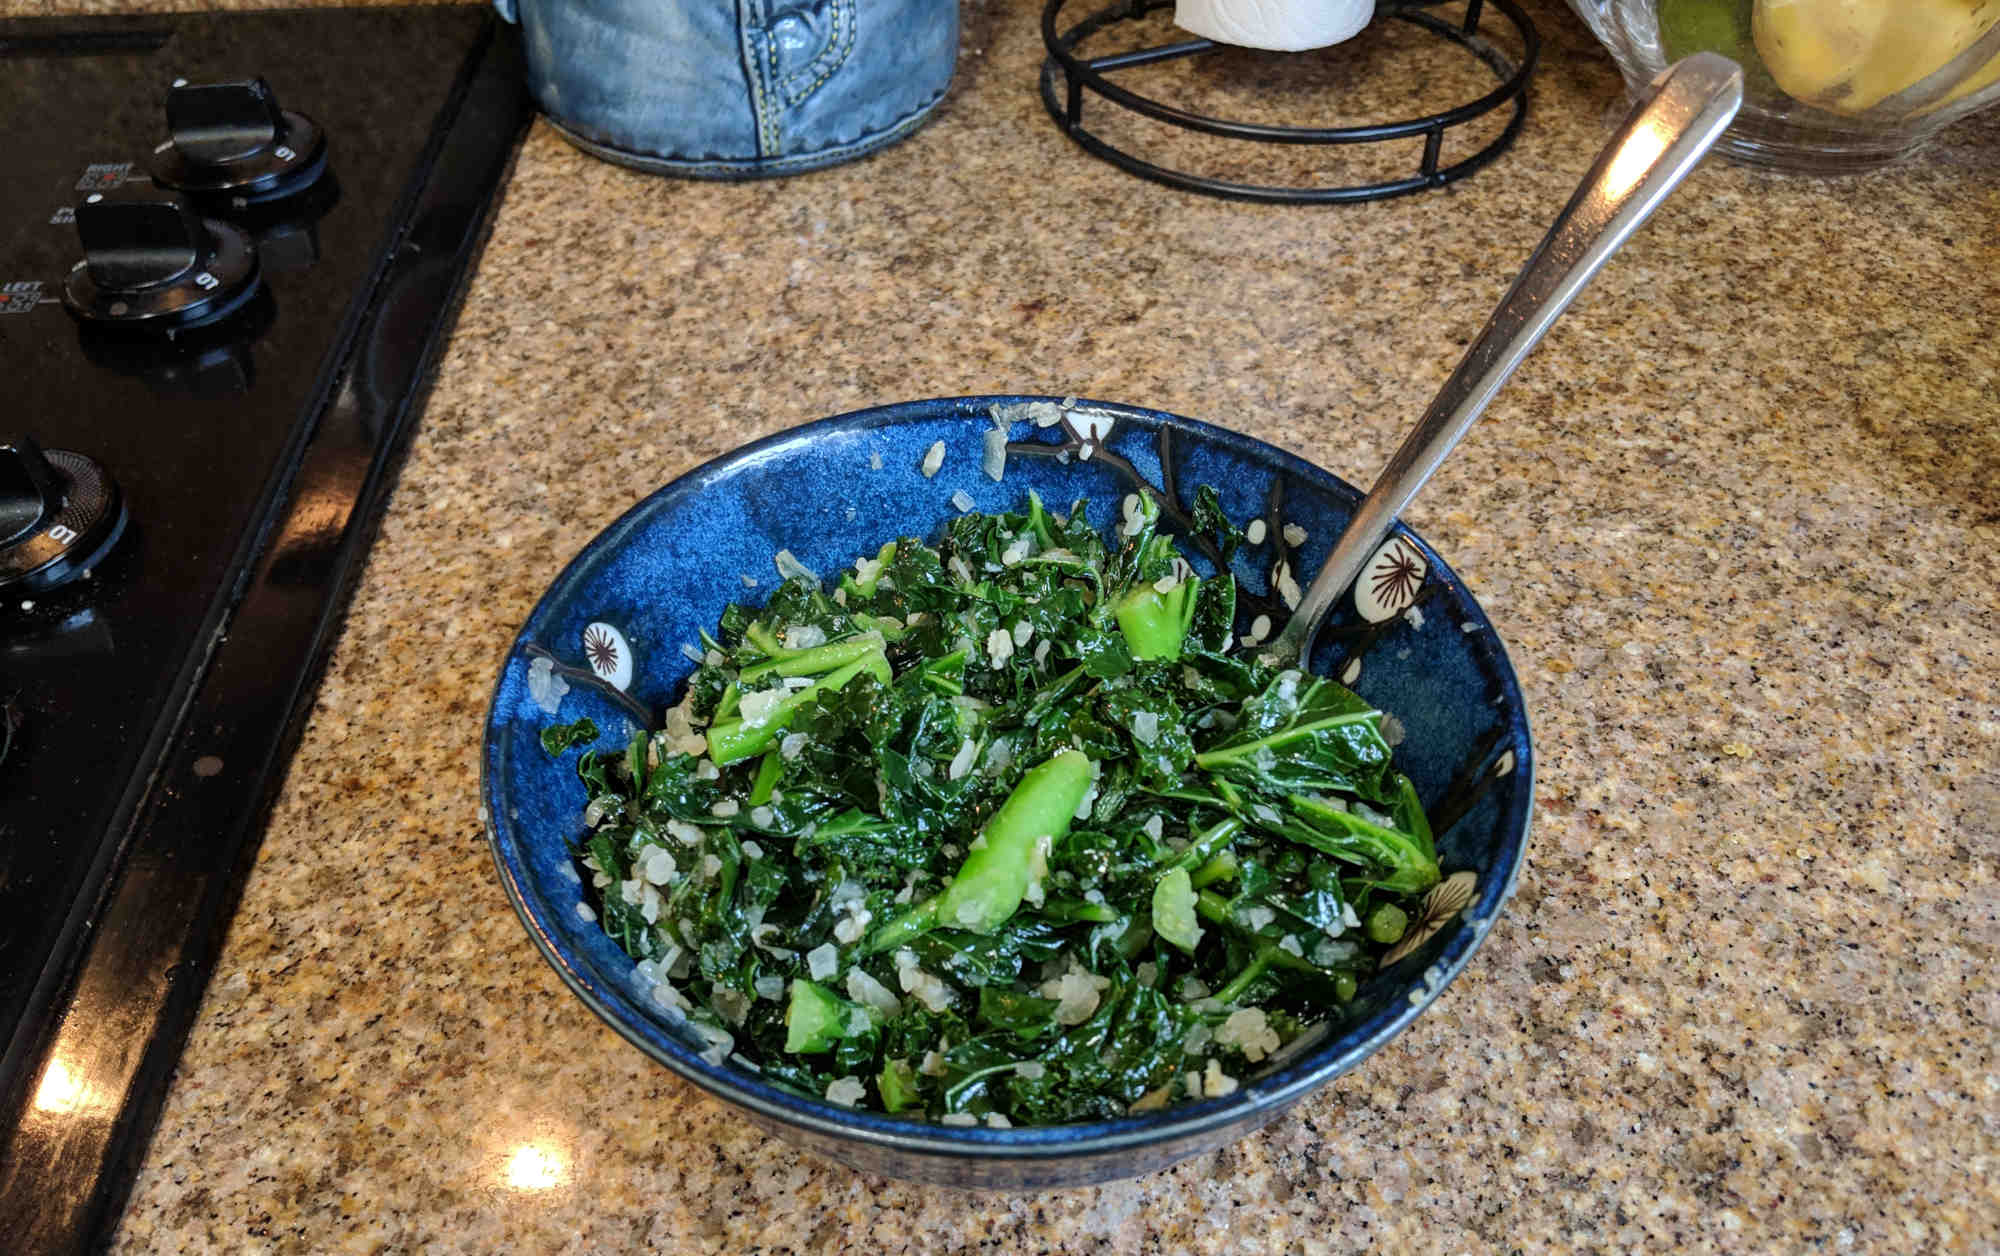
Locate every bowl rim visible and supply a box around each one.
[480,394,1534,1161]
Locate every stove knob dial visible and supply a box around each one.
[149,77,327,205]
[60,188,261,331]
[0,438,127,593]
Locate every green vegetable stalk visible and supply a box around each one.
[706,650,890,765]
[1190,850,1238,889]
[1151,867,1203,953]
[1113,576,1200,661]
[866,750,1095,952]
[877,1057,921,1112]
[840,541,897,599]
[1194,890,1327,1006]
[1365,903,1408,944]
[739,631,889,686]
[747,750,783,805]
[1161,817,1241,873]
[785,978,862,1052]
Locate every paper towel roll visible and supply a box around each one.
[1173,0,1374,51]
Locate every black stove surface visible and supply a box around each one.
[2,6,464,1050]
[0,9,528,1250]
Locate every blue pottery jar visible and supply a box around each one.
[494,0,958,177]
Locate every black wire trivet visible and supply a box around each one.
[1039,0,1539,203]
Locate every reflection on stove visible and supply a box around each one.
[32,1058,103,1118]
[2,607,114,661]
[0,692,18,769]
[76,284,275,399]
[240,168,341,273]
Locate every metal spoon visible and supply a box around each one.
[1268,53,1744,667]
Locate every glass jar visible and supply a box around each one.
[1565,0,2000,171]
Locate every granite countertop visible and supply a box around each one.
[13,0,1997,1248]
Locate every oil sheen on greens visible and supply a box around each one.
[549,489,1445,1126]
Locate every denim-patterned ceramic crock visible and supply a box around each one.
[481,396,1533,1188]
[492,0,958,178]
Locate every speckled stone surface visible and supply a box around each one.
[17,0,1996,1249]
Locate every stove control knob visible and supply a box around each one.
[149,77,327,205]
[61,187,261,331]
[0,438,127,593]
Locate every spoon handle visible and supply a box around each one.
[1273,53,1743,665]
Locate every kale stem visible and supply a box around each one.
[745,621,784,658]
[1025,490,1057,549]
[747,750,782,806]
[706,651,884,765]
[1282,794,1440,895]
[1189,850,1238,889]
[1195,892,1317,976]
[861,897,940,957]
[1211,949,1273,1006]
[1039,897,1119,924]
[1195,889,1232,925]
[1021,664,1088,727]
[739,634,888,685]
[1162,818,1240,874]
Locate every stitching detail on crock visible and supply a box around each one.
[737,0,780,158]
[543,73,950,173]
[774,0,855,111]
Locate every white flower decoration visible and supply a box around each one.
[582,622,633,691]
[1355,536,1428,623]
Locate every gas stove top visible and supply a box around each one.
[0,9,528,1249]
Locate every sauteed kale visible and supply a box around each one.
[547,489,1446,1124]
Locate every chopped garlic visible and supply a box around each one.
[1203,1058,1239,1097]
[846,967,903,1015]
[948,738,979,781]
[824,1076,866,1107]
[986,627,1015,667]
[1215,1008,1282,1062]
[1274,560,1302,610]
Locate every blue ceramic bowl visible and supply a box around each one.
[481,396,1533,1188]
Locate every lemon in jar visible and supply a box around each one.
[1752,0,2000,115]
